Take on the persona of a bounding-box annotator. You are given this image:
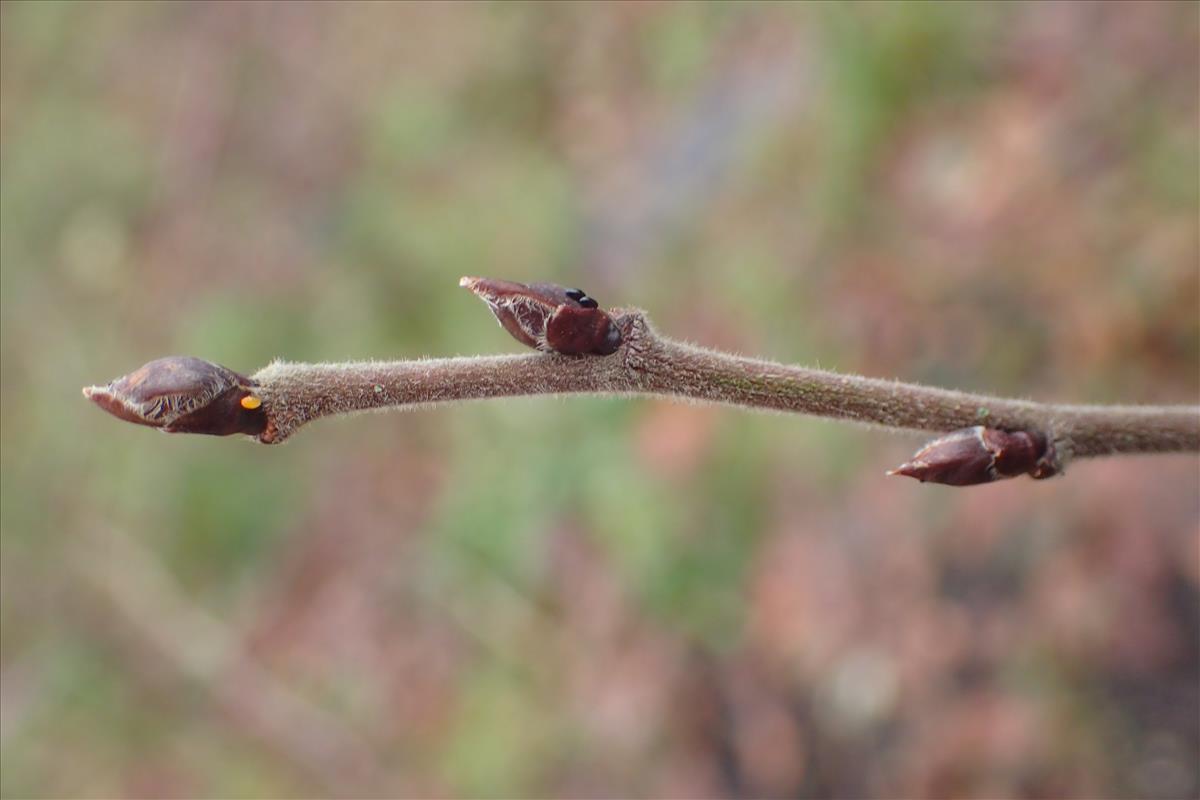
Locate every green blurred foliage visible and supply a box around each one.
[1,2,1197,798]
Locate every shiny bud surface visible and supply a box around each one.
[83,356,267,437]
[889,426,1057,486]
[460,276,622,356]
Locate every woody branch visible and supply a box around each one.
[83,278,1200,487]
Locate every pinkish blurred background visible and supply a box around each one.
[1,2,1197,798]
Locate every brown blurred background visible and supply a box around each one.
[1,2,1198,798]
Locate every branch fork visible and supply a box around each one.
[83,277,1200,487]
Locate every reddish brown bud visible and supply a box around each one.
[83,356,267,438]
[460,276,622,356]
[888,426,1058,486]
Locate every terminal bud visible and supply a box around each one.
[83,356,267,438]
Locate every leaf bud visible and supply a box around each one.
[889,426,1058,486]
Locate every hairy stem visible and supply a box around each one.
[633,335,1198,458]
[250,310,1199,465]
[253,352,622,444]
[82,291,1199,486]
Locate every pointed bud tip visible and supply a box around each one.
[887,462,925,480]
[83,382,161,428]
[459,276,480,290]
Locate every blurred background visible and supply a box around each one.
[2,2,1198,798]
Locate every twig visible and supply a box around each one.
[83,277,1200,486]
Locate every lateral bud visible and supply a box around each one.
[460,276,622,356]
[888,426,1059,486]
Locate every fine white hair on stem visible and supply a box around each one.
[84,294,1200,487]
[247,309,1198,461]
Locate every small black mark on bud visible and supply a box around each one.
[566,288,599,308]
[460,277,621,356]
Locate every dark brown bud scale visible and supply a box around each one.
[989,428,1047,477]
[460,276,622,356]
[546,304,622,356]
[889,426,1058,486]
[83,356,267,438]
